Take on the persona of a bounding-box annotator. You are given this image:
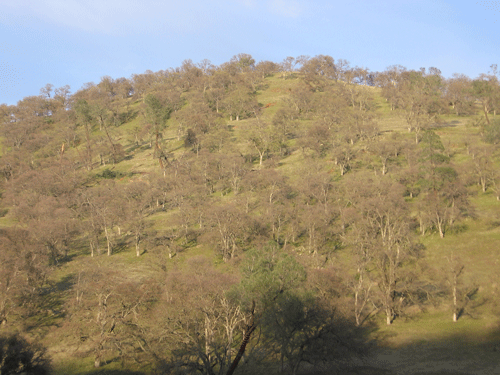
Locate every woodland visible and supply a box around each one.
[1,54,500,374]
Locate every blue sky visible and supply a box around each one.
[0,0,499,105]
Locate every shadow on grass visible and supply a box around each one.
[448,223,469,234]
[109,239,129,255]
[364,319,500,375]
[434,120,463,128]
[124,143,142,154]
[487,220,500,230]
[85,370,145,375]
[125,143,152,154]
[24,273,76,331]
[70,236,94,257]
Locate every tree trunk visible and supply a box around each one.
[483,104,491,125]
[385,286,393,325]
[354,289,361,327]
[438,221,444,238]
[85,124,93,170]
[452,272,458,322]
[481,177,487,192]
[104,226,112,256]
[292,357,302,375]
[225,319,256,375]
[103,123,117,162]
[205,315,211,362]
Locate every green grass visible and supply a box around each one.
[374,308,500,346]
[0,214,16,228]
[419,217,500,295]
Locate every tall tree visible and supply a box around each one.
[73,99,95,170]
[208,202,251,262]
[247,118,275,166]
[471,75,499,125]
[143,93,171,168]
[444,73,474,116]
[346,174,419,325]
[237,248,367,373]
[69,264,156,368]
[300,55,337,90]
[153,257,243,375]
[80,182,125,256]
[417,130,470,238]
[223,86,258,122]
[124,181,152,256]
[396,69,445,143]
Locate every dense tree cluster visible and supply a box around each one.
[0,54,499,374]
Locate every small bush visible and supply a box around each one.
[100,168,124,179]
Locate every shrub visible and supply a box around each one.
[184,128,198,148]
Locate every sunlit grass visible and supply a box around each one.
[419,216,500,300]
[0,214,16,228]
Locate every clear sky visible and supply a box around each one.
[0,0,499,105]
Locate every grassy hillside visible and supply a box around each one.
[1,67,500,375]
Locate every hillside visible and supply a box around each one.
[1,56,500,375]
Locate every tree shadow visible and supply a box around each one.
[110,239,129,255]
[86,370,146,375]
[433,120,462,128]
[24,274,76,331]
[255,83,270,91]
[486,220,500,230]
[362,319,500,375]
[456,287,483,321]
[70,236,94,257]
[448,223,469,235]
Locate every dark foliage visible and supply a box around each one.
[0,334,51,375]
